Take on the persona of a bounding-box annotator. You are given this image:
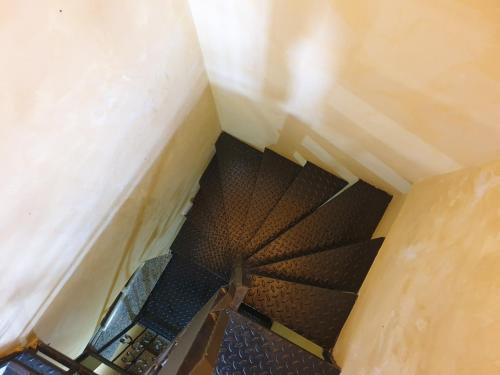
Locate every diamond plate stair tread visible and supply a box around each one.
[13,352,63,375]
[246,180,392,266]
[198,153,219,187]
[188,156,228,232]
[214,309,340,375]
[239,149,301,256]
[171,220,231,280]
[185,156,230,265]
[251,238,385,292]
[3,361,37,375]
[244,275,356,350]
[215,132,263,251]
[244,162,348,257]
[139,255,225,340]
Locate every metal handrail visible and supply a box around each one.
[0,341,97,375]
[147,263,249,375]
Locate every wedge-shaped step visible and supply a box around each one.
[216,132,262,251]
[244,275,356,350]
[214,309,340,375]
[185,156,230,260]
[247,180,391,266]
[251,238,384,292]
[139,255,225,340]
[244,162,347,257]
[171,222,231,280]
[188,157,227,232]
[239,149,301,256]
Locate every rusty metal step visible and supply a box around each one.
[251,238,384,292]
[215,132,262,252]
[246,180,391,267]
[182,156,231,278]
[244,162,347,257]
[171,221,231,280]
[244,275,356,350]
[187,156,229,244]
[239,149,301,257]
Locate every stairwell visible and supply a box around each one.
[1,132,392,374]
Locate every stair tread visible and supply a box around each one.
[139,255,225,340]
[244,275,356,350]
[251,238,384,292]
[239,149,301,257]
[140,141,392,373]
[186,156,230,261]
[244,162,347,257]
[214,309,340,375]
[171,221,231,280]
[246,180,392,266]
[13,351,64,375]
[216,132,262,251]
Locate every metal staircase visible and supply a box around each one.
[2,131,391,374]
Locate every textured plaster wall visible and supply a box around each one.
[188,0,500,195]
[0,0,220,356]
[334,160,500,374]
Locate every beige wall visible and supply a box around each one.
[334,159,500,374]
[188,0,500,195]
[0,0,220,356]
[3,0,500,366]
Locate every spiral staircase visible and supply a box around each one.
[1,132,391,375]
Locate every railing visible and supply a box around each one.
[0,260,247,375]
[76,254,173,374]
[0,341,96,375]
[147,260,249,375]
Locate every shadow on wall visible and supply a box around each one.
[33,86,220,358]
[203,0,419,194]
[341,67,500,168]
[260,1,325,103]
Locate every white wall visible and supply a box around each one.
[188,0,500,195]
[0,0,220,356]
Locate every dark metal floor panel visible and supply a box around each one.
[184,156,231,276]
[171,221,231,280]
[251,238,384,293]
[139,255,226,340]
[2,361,36,375]
[214,310,340,375]
[247,180,392,267]
[12,352,63,375]
[215,132,263,251]
[244,275,356,350]
[244,162,348,257]
[239,149,301,258]
[198,153,219,187]
[188,156,228,241]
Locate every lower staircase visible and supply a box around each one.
[1,132,391,375]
